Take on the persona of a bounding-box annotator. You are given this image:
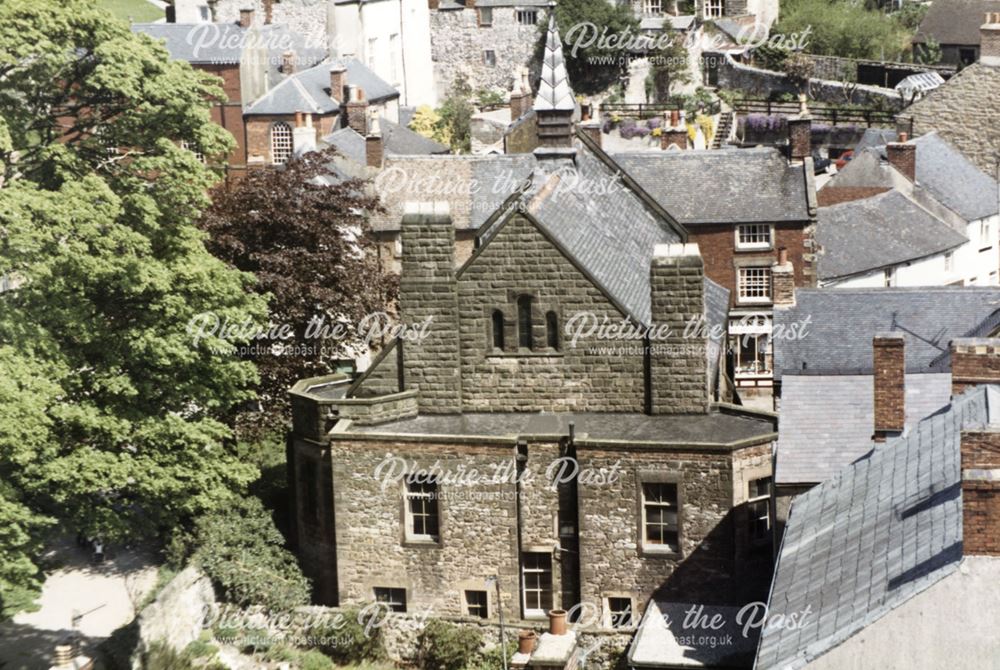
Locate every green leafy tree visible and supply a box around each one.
[0,0,266,617]
[436,76,475,153]
[647,36,694,102]
[915,36,943,65]
[199,148,394,432]
[773,0,911,60]
[548,0,640,94]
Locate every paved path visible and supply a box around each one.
[0,541,158,670]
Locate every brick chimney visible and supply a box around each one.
[329,64,347,104]
[771,247,795,306]
[981,12,1000,65]
[239,7,254,28]
[366,112,384,168]
[345,87,368,135]
[264,0,274,24]
[950,338,1000,395]
[660,109,687,150]
[886,132,916,181]
[787,95,811,163]
[509,69,530,120]
[399,202,462,412]
[873,333,905,442]
[648,243,710,415]
[961,427,1000,556]
[282,50,296,75]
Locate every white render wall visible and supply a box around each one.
[824,214,1000,289]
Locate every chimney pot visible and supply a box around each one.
[239,7,254,28]
[873,333,905,441]
[778,246,788,265]
[345,87,369,135]
[548,609,567,635]
[518,630,537,655]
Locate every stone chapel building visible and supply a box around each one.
[287,14,777,630]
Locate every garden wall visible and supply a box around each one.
[714,53,902,106]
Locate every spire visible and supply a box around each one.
[534,3,574,113]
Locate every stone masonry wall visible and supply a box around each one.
[211,0,328,44]
[907,63,1000,183]
[399,207,463,412]
[430,7,546,97]
[456,213,648,412]
[649,250,709,414]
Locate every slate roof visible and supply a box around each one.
[245,58,398,115]
[775,373,952,484]
[351,408,775,445]
[756,385,1000,670]
[773,287,1000,379]
[853,127,898,154]
[816,190,967,281]
[611,148,812,224]
[534,11,575,112]
[914,0,1000,44]
[323,120,448,164]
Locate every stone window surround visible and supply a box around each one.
[374,586,408,612]
[399,478,443,548]
[635,470,684,560]
[478,7,493,27]
[603,593,637,629]
[484,293,564,357]
[463,588,490,618]
[733,257,774,305]
[521,549,555,619]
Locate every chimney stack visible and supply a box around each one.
[886,132,916,181]
[239,7,254,28]
[345,87,368,134]
[950,338,1000,396]
[282,50,296,75]
[264,0,274,24]
[366,111,384,168]
[329,64,347,104]
[981,12,1000,65]
[660,109,688,150]
[872,333,905,442]
[961,425,1000,556]
[509,69,530,120]
[787,95,811,163]
[771,246,795,306]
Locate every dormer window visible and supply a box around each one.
[492,310,505,350]
[546,311,559,350]
[517,295,534,350]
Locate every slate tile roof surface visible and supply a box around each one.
[914,0,1000,44]
[351,409,776,445]
[773,287,1000,379]
[756,385,1000,670]
[611,148,811,224]
[323,119,448,165]
[245,58,398,115]
[816,190,967,281]
[775,373,952,484]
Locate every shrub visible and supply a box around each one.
[191,496,311,612]
[647,116,662,129]
[468,640,517,670]
[299,649,335,670]
[143,642,194,670]
[418,620,483,670]
[311,608,385,664]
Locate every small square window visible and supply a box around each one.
[738,267,771,303]
[484,50,496,67]
[705,0,724,18]
[608,597,633,628]
[478,7,493,26]
[465,590,489,618]
[374,587,407,612]
[736,224,772,250]
[642,0,662,15]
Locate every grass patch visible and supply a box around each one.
[97,0,164,23]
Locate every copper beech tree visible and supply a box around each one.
[199,149,397,430]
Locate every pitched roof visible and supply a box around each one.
[611,148,812,224]
[245,58,398,115]
[773,287,1000,379]
[816,190,967,281]
[775,373,952,484]
[323,120,448,164]
[534,10,575,112]
[757,385,1000,670]
[915,0,1000,44]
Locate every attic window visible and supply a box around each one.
[270,122,293,165]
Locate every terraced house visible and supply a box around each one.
[287,17,778,650]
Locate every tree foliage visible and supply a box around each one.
[199,149,395,429]
[435,76,475,153]
[548,0,639,94]
[418,620,484,670]
[0,0,266,617]
[773,0,912,61]
[647,36,694,102]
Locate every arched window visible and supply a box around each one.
[491,310,505,350]
[270,122,293,165]
[546,311,559,350]
[517,295,533,350]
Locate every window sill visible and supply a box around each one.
[403,538,441,549]
[735,245,774,253]
[736,299,773,306]
[638,546,682,560]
